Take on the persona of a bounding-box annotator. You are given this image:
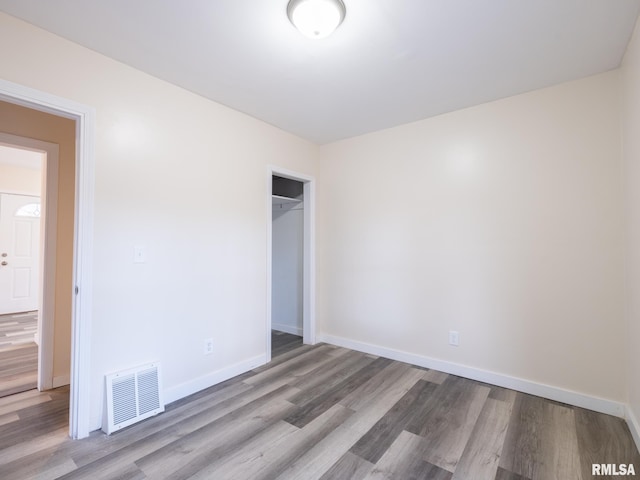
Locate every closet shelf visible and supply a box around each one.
[272,195,302,206]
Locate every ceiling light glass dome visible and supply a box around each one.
[287,0,346,39]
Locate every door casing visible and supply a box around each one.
[0,79,95,440]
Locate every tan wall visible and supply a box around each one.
[0,100,75,384]
[0,163,41,196]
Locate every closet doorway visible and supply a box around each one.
[267,167,316,362]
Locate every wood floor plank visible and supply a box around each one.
[136,395,298,479]
[349,379,438,463]
[0,400,68,451]
[276,366,426,480]
[0,386,45,407]
[0,412,19,426]
[289,348,365,391]
[0,393,54,417]
[0,339,38,399]
[68,380,294,473]
[406,375,491,472]
[287,352,377,406]
[0,425,70,469]
[244,344,335,386]
[67,380,254,467]
[12,458,77,480]
[271,331,304,358]
[452,398,513,480]
[574,406,640,479]
[499,393,583,480]
[494,467,531,480]
[422,369,449,384]
[66,385,299,479]
[284,357,393,428]
[187,419,297,480]
[318,451,374,480]
[543,402,582,480]
[1,444,78,480]
[363,430,452,480]
[251,343,319,373]
[338,360,414,411]
[190,404,354,480]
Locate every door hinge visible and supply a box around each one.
[75,286,79,295]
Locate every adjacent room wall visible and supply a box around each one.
[0,100,75,386]
[0,12,317,430]
[0,163,41,195]
[622,15,640,440]
[318,71,625,405]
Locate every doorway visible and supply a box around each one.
[0,137,60,398]
[0,193,42,315]
[267,166,316,363]
[0,147,43,397]
[271,176,304,357]
[0,79,95,439]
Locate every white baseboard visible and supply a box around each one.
[52,374,70,388]
[272,323,303,336]
[163,354,267,406]
[318,334,625,418]
[626,405,640,454]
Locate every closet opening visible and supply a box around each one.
[271,175,304,357]
[267,167,316,363]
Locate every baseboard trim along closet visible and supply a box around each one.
[272,323,303,336]
[318,334,625,418]
[163,354,266,406]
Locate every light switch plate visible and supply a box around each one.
[134,246,146,263]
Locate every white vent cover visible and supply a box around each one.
[103,362,164,434]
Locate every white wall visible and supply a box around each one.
[272,204,304,335]
[0,12,317,430]
[0,163,41,196]
[622,15,640,439]
[318,71,625,405]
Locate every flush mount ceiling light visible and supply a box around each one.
[287,0,346,39]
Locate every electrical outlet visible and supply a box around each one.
[204,338,214,355]
[449,330,459,346]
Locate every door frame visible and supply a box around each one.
[0,79,95,440]
[266,166,316,362]
[0,133,59,391]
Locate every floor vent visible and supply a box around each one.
[103,362,164,435]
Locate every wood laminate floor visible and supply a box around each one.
[272,330,303,358]
[0,311,38,348]
[0,342,637,479]
[0,311,39,398]
[0,343,38,398]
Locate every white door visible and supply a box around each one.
[0,193,41,315]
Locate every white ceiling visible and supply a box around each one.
[1,0,638,144]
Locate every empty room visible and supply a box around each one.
[1,0,640,478]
